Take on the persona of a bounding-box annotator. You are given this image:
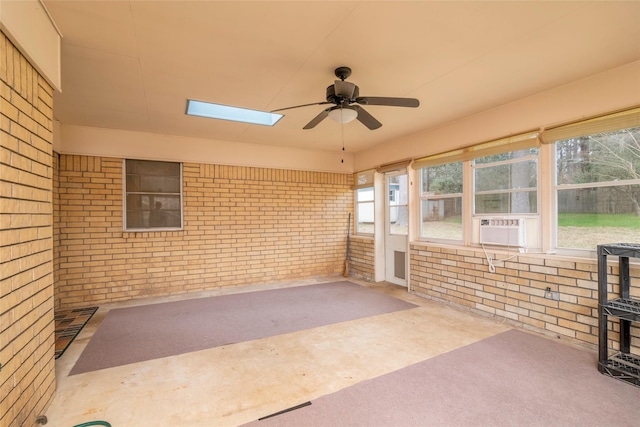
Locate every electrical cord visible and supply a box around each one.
[481,243,521,273]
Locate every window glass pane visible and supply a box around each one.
[475,191,537,214]
[474,151,538,215]
[421,162,463,194]
[126,195,182,229]
[475,161,537,192]
[357,187,374,202]
[420,162,463,241]
[356,201,374,234]
[127,159,180,176]
[557,185,640,249]
[356,187,374,234]
[126,174,181,193]
[421,197,462,240]
[388,175,408,235]
[474,148,539,165]
[126,161,181,193]
[475,164,511,192]
[556,127,640,185]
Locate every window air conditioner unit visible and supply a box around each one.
[479,218,525,247]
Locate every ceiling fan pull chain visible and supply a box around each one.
[341,119,345,163]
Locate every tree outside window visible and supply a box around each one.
[474,148,539,215]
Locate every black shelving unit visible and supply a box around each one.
[598,243,640,387]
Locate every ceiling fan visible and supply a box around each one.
[272,66,419,130]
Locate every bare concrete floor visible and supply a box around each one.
[45,278,511,426]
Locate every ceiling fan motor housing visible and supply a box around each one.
[326,84,359,105]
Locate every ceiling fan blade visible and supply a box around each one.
[353,105,382,130]
[271,101,332,113]
[334,80,356,98]
[355,96,419,108]
[303,108,330,129]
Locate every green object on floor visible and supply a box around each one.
[72,422,111,427]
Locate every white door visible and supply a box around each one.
[385,172,408,286]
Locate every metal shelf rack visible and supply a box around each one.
[598,243,640,387]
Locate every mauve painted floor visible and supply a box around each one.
[45,277,617,426]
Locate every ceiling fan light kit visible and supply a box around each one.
[272,66,420,130]
[328,106,358,124]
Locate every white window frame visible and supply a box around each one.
[354,170,375,236]
[419,162,463,243]
[552,126,640,257]
[355,186,375,236]
[406,110,640,259]
[472,151,539,216]
[412,131,542,249]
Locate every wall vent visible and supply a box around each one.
[479,218,525,247]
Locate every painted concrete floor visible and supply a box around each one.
[45,277,511,426]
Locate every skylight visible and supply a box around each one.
[186,99,283,126]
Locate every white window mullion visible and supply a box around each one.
[539,142,555,253]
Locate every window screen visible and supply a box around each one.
[124,159,182,230]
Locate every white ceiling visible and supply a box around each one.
[43,1,640,154]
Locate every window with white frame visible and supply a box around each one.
[354,170,375,235]
[124,159,183,230]
[412,132,540,247]
[550,112,640,250]
[473,148,539,215]
[419,162,463,241]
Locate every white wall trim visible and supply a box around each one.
[0,0,62,91]
[57,124,354,173]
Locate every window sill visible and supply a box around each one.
[410,240,606,263]
[123,229,184,238]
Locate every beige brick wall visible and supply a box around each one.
[0,33,55,427]
[52,153,60,308]
[348,236,375,281]
[54,156,353,307]
[410,243,640,353]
